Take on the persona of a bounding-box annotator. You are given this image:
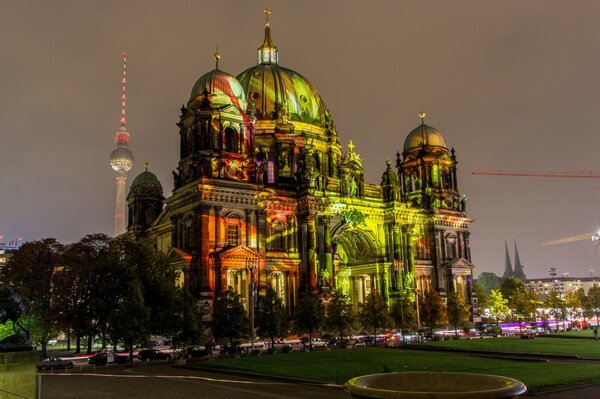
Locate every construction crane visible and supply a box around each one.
[542,232,599,246]
[472,170,600,179]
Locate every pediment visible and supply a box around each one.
[445,257,475,271]
[211,245,258,261]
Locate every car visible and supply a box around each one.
[37,357,74,371]
[219,343,243,355]
[47,339,58,345]
[138,349,172,361]
[184,346,211,358]
[88,350,130,365]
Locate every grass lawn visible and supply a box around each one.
[417,335,600,358]
[189,348,600,393]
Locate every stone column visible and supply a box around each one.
[307,216,318,291]
[464,231,472,262]
[257,210,266,255]
[299,215,308,289]
[214,206,222,249]
[199,205,212,296]
[324,218,333,287]
[245,208,253,247]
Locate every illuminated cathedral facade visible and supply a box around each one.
[126,11,476,321]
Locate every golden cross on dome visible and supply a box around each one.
[213,44,221,69]
[144,161,149,171]
[348,140,355,152]
[419,106,426,124]
[264,7,271,26]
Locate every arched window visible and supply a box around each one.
[269,220,286,251]
[271,272,286,305]
[224,127,237,152]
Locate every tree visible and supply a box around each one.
[500,277,526,301]
[62,234,113,353]
[587,286,600,325]
[389,291,418,337]
[1,238,64,357]
[577,288,593,325]
[294,288,324,351]
[110,279,150,367]
[510,290,537,330]
[473,282,489,312]
[446,291,471,334]
[256,288,288,349]
[564,290,582,325]
[212,287,249,345]
[476,272,502,293]
[419,289,448,330]
[544,290,566,330]
[486,289,510,326]
[325,289,355,341]
[358,292,392,346]
[171,288,205,351]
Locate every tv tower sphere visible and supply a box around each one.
[110,130,134,172]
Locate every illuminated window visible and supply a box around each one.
[272,272,286,304]
[227,224,239,246]
[225,214,241,246]
[268,156,275,183]
[269,220,286,251]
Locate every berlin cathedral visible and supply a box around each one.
[125,10,476,322]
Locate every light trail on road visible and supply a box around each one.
[40,372,342,388]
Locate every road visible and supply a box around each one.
[39,364,350,399]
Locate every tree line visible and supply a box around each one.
[0,235,202,362]
[476,275,600,329]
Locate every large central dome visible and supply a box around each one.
[237,65,329,126]
[236,13,330,128]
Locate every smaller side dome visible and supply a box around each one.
[131,170,162,190]
[189,69,247,110]
[403,124,447,152]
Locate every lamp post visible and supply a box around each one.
[414,286,421,338]
[246,258,258,352]
[394,260,405,343]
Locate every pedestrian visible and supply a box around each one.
[594,326,598,341]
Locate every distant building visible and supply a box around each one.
[0,242,21,269]
[526,276,600,299]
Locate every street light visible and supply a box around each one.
[393,260,405,343]
[414,286,421,338]
[246,258,258,352]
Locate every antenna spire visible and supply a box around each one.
[120,51,127,129]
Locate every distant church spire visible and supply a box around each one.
[503,240,513,279]
[258,7,279,65]
[513,241,526,281]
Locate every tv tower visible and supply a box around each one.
[110,51,134,236]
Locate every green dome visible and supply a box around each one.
[403,124,447,152]
[236,64,329,127]
[131,170,162,189]
[190,69,246,111]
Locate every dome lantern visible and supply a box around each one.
[258,7,278,65]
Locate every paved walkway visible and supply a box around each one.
[529,384,600,398]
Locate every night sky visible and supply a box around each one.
[2,0,600,279]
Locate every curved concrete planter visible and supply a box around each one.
[345,371,527,399]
